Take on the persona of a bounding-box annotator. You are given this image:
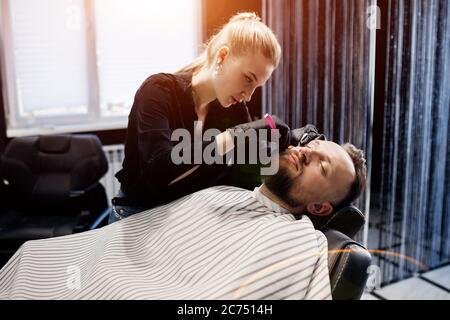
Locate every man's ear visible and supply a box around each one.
[306,202,333,217]
[217,46,230,63]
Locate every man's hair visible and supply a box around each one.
[335,143,367,209]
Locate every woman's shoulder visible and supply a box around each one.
[135,72,192,99]
[141,72,191,89]
[140,72,177,88]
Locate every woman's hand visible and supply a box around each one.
[227,116,291,151]
[290,124,326,146]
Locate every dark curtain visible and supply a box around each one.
[262,0,375,243]
[263,0,450,285]
[375,0,450,284]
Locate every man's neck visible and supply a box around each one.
[191,69,216,116]
[259,184,305,214]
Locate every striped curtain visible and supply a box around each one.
[376,0,450,283]
[262,0,376,244]
[263,0,450,285]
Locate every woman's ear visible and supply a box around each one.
[306,202,333,217]
[217,46,230,63]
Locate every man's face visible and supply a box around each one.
[265,140,356,214]
[213,51,274,108]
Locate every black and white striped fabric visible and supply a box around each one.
[0,185,331,299]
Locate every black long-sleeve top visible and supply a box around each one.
[115,72,252,208]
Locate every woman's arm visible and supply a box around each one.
[133,77,219,189]
[167,130,233,185]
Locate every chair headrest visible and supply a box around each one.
[0,134,108,203]
[38,135,71,153]
[317,205,365,238]
[297,205,365,238]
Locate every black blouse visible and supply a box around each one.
[115,72,252,208]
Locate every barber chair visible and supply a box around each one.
[0,134,109,267]
[311,205,372,300]
[289,126,371,299]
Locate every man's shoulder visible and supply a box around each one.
[188,185,253,207]
[295,215,328,248]
[198,185,251,195]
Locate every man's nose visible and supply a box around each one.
[297,146,318,165]
[289,147,308,165]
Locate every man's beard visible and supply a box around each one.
[264,165,302,208]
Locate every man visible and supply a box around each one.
[263,139,367,227]
[0,139,366,300]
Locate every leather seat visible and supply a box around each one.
[0,134,109,267]
[318,205,372,300]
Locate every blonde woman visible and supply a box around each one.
[110,12,290,223]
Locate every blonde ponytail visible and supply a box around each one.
[228,12,261,23]
[176,12,281,74]
[176,50,207,74]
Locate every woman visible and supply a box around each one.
[109,12,289,223]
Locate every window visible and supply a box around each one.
[0,0,201,136]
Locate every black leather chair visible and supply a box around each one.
[317,205,372,300]
[0,134,109,267]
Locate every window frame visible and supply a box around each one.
[0,0,203,137]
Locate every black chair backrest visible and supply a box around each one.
[0,134,107,205]
[319,205,372,300]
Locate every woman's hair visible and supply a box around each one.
[176,12,281,74]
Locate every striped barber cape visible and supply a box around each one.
[0,185,331,300]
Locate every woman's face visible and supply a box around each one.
[212,50,275,108]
